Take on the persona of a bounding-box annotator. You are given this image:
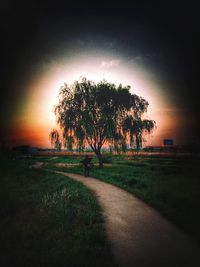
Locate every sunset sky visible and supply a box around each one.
[1,1,199,148]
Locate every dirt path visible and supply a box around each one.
[47,170,200,267]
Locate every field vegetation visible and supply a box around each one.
[0,154,117,267]
[40,153,200,244]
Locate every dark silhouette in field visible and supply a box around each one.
[80,156,93,177]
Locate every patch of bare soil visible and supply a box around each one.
[55,163,80,168]
[31,162,44,168]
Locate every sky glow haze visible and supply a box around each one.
[1,2,199,148]
[7,50,188,148]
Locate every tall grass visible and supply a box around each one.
[0,157,117,267]
[44,154,200,244]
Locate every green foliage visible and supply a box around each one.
[0,158,117,267]
[44,154,200,244]
[102,154,113,163]
[53,77,155,165]
[65,135,74,151]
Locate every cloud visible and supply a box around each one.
[100,59,120,68]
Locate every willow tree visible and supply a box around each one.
[54,77,155,167]
[49,129,62,151]
[123,117,155,150]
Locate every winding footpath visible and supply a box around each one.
[36,163,200,267]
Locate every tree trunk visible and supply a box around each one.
[96,151,104,168]
[136,133,141,151]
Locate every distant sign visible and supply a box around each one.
[163,139,173,146]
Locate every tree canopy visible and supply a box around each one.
[53,77,155,167]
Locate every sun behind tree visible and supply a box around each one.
[52,77,155,167]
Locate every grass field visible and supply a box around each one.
[1,152,199,267]
[39,153,200,244]
[0,155,117,267]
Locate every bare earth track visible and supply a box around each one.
[34,164,200,267]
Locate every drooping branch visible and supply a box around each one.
[53,77,155,166]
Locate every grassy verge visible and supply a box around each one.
[42,154,200,244]
[0,156,117,267]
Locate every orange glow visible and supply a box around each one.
[7,52,188,148]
